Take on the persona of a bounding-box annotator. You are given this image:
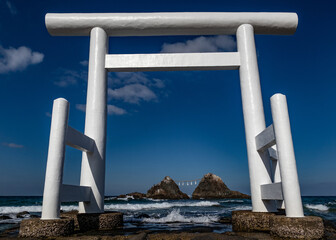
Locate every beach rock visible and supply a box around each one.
[146,176,189,200]
[16,211,29,218]
[219,216,232,224]
[117,192,146,200]
[0,215,12,220]
[192,173,250,199]
[136,213,150,219]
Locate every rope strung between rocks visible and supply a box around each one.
[176,178,202,186]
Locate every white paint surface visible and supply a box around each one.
[261,182,283,200]
[45,12,298,36]
[79,27,108,214]
[41,98,69,219]
[271,94,304,217]
[65,126,94,153]
[255,124,276,152]
[237,24,276,212]
[105,52,240,72]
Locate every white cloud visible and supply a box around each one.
[108,105,127,115]
[80,60,88,66]
[0,46,44,73]
[54,69,87,87]
[108,83,157,104]
[161,35,236,53]
[6,1,17,15]
[76,104,86,112]
[2,142,24,148]
[109,72,165,89]
[76,103,126,116]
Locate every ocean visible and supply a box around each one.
[0,196,335,234]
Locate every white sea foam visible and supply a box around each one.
[305,204,329,211]
[0,206,42,214]
[221,200,244,203]
[142,209,219,223]
[105,201,220,211]
[105,197,117,201]
[116,196,135,201]
[0,205,78,214]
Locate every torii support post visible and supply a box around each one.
[41,98,69,219]
[236,24,276,212]
[79,27,109,213]
[271,94,304,217]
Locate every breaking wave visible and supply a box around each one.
[0,205,78,214]
[305,204,329,211]
[142,209,219,223]
[105,201,220,211]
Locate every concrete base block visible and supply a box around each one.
[19,218,74,238]
[270,215,325,239]
[62,211,123,231]
[232,210,275,232]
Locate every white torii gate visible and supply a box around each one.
[41,12,304,219]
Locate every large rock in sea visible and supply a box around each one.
[147,176,189,199]
[192,173,250,199]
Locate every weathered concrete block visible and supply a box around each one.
[61,210,79,229]
[99,211,123,229]
[232,210,275,232]
[19,218,74,238]
[76,211,123,231]
[270,215,324,239]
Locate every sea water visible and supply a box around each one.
[0,196,335,233]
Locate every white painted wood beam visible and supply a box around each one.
[255,124,276,152]
[66,126,94,153]
[45,12,298,36]
[261,182,283,200]
[61,184,91,202]
[105,52,240,72]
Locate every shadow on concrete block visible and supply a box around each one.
[19,218,74,238]
[270,215,324,239]
[62,211,123,231]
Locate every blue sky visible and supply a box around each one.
[0,0,335,196]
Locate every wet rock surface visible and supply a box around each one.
[117,192,147,200]
[146,176,189,200]
[192,173,250,200]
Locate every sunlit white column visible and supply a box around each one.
[271,94,304,217]
[79,27,108,213]
[41,98,69,219]
[237,24,276,212]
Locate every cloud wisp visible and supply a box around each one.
[54,69,87,87]
[161,35,236,53]
[76,104,127,116]
[108,83,157,104]
[0,46,44,74]
[6,0,17,15]
[2,142,24,148]
[107,105,127,115]
[105,72,165,114]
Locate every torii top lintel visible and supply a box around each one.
[45,12,298,36]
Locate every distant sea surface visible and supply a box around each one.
[0,196,335,233]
